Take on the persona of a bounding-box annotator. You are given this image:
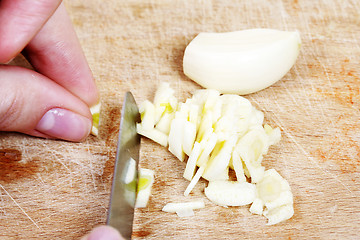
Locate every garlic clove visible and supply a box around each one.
[183,29,301,95]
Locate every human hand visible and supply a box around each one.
[0,0,98,142]
[81,226,125,240]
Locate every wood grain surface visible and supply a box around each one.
[1,0,359,239]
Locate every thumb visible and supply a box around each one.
[0,65,92,142]
[81,226,124,240]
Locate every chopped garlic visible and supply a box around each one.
[155,111,174,135]
[153,82,177,124]
[184,166,205,196]
[168,118,186,161]
[204,181,256,207]
[176,209,195,217]
[183,142,201,181]
[235,127,269,183]
[137,84,292,225]
[249,198,264,215]
[202,135,237,181]
[136,124,168,147]
[139,100,156,130]
[231,150,246,182]
[162,200,205,213]
[90,103,101,136]
[135,168,155,208]
[254,169,294,225]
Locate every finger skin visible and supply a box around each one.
[0,65,92,141]
[0,0,62,63]
[81,226,124,240]
[24,3,99,107]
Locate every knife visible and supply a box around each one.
[107,92,141,239]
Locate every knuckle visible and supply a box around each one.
[0,91,23,131]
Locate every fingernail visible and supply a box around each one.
[87,226,123,240]
[36,108,91,142]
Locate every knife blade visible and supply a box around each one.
[107,92,140,239]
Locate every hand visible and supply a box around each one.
[81,226,125,240]
[0,0,98,142]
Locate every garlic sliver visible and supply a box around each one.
[168,118,186,161]
[263,204,294,226]
[139,100,156,130]
[202,136,237,181]
[231,150,246,182]
[184,166,205,196]
[183,142,201,181]
[176,209,195,217]
[196,132,218,167]
[236,127,269,183]
[204,181,256,207]
[135,168,155,208]
[256,169,294,225]
[155,111,175,135]
[90,103,101,136]
[136,124,168,147]
[182,121,197,156]
[183,29,301,95]
[249,198,264,215]
[162,200,205,213]
[153,82,177,123]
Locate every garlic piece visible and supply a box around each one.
[183,141,201,181]
[153,82,177,123]
[204,181,256,207]
[202,135,237,181]
[90,103,101,136]
[183,29,301,95]
[254,169,294,225]
[139,100,156,130]
[137,124,168,147]
[135,168,155,208]
[162,200,205,213]
[235,126,269,183]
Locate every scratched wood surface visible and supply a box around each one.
[1,0,360,239]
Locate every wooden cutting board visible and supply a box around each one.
[1,0,359,239]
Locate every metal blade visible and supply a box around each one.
[107,92,140,239]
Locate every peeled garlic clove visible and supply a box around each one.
[183,29,301,95]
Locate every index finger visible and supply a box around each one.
[24,3,99,106]
[0,0,62,63]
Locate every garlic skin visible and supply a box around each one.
[183,29,301,95]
